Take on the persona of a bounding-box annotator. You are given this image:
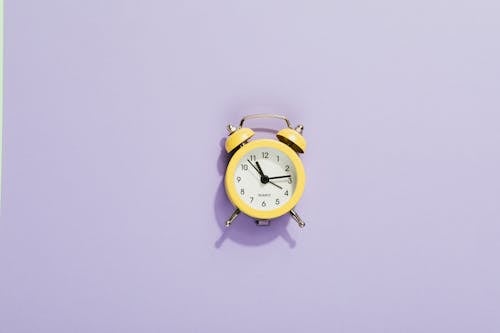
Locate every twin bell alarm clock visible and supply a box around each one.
[223,114,307,228]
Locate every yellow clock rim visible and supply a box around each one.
[224,139,306,220]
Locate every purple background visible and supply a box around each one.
[1,0,500,332]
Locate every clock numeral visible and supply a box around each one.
[250,196,254,203]
[240,188,245,195]
[285,165,290,172]
[262,152,269,159]
[276,155,280,162]
[236,176,241,183]
[284,190,289,196]
[275,198,280,205]
[241,164,248,171]
[261,201,267,207]
[249,154,256,161]
[288,177,293,184]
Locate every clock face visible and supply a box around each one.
[232,146,297,211]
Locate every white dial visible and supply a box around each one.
[233,146,297,211]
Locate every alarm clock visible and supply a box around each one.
[223,114,307,228]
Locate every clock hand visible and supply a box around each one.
[253,161,281,189]
[268,175,291,180]
[247,160,271,186]
[255,161,265,176]
[247,159,262,176]
[268,181,283,190]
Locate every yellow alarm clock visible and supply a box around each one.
[223,114,307,228]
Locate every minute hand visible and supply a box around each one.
[268,175,291,180]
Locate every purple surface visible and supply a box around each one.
[1,0,500,332]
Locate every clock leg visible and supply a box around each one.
[225,208,240,227]
[290,209,306,228]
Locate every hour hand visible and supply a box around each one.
[255,161,265,176]
[247,159,263,176]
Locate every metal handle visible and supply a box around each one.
[239,114,292,128]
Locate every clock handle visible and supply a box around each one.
[238,114,306,153]
[239,114,292,128]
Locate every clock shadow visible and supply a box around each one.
[214,137,297,248]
